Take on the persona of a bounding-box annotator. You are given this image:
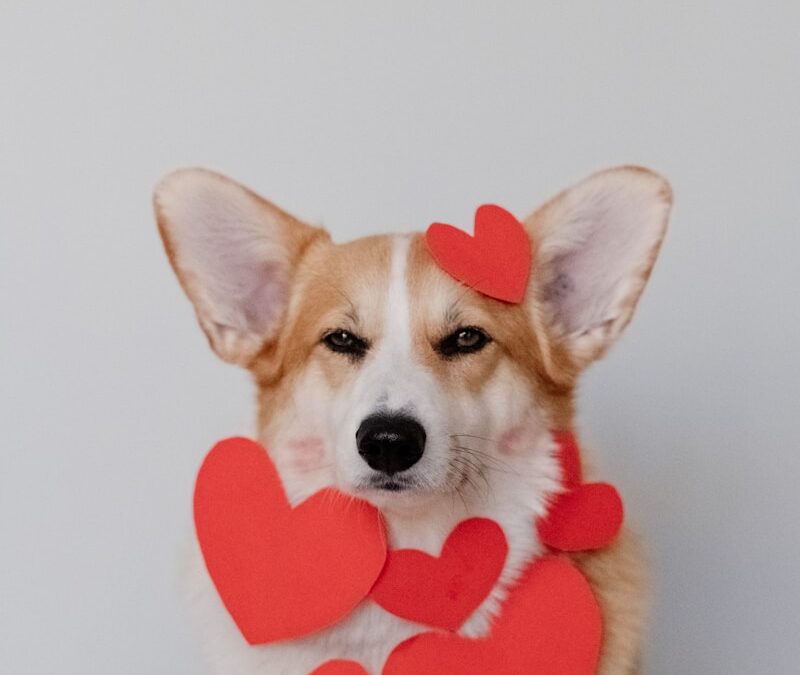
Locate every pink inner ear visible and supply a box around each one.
[163,172,297,343]
[541,184,669,338]
[190,225,290,337]
[239,260,289,335]
[543,254,597,335]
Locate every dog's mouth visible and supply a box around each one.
[351,473,442,508]
[350,438,498,503]
[365,474,416,493]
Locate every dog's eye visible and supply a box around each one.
[322,329,369,358]
[436,326,492,357]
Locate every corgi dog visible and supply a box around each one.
[154,165,672,675]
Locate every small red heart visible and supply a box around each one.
[537,482,624,552]
[194,437,387,645]
[310,660,370,675]
[425,204,532,303]
[370,518,507,631]
[537,431,624,551]
[382,556,602,675]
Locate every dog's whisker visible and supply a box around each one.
[450,433,500,445]
[449,437,507,459]
[454,445,514,466]
[449,453,490,497]
[459,444,518,471]
[457,470,481,496]
[452,479,469,513]
[451,445,520,476]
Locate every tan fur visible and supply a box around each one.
[251,235,395,426]
[573,529,649,675]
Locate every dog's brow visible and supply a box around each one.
[329,285,361,327]
[344,307,360,327]
[444,300,464,326]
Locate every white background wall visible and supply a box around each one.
[2,2,799,673]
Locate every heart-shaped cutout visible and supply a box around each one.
[194,437,387,644]
[425,204,532,303]
[370,518,507,631]
[537,481,624,552]
[382,556,602,675]
[310,660,370,675]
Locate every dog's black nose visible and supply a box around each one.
[356,414,426,475]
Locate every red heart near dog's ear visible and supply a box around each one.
[425,205,532,303]
[154,169,329,366]
[524,166,673,369]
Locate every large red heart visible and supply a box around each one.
[370,518,507,631]
[382,556,602,675]
[537,431,624,551]
[194,437,387,645]
[425,204,532,303]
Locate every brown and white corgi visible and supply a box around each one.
[154,165,672,674]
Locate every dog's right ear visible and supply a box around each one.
[154,168,328,366]
[523,166,672,373]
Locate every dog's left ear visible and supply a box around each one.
[525,166,673,370]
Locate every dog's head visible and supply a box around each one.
[155,167,671,511]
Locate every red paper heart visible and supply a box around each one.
[537,482,624,551]
[310,660,370,675]
[370,518,507,631]
[382,556,602,675]
[194,437,387,645]
[537,431,624,551]
[425,204,532,303]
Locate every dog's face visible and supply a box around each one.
[248,233,558,508]
[155,167,671,510]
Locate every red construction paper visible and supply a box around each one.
[553,429,583,487]
[425,204,532,303]
[370,518,507,631]
[309,660,370,675]
[193,437,387,645]
[537,431,624,551]
[382,556,602,675]
[537,482,624,552]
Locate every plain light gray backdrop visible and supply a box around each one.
[2,2,799,673]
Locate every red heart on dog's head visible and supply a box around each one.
[382,556,602,675]
[194,437,387,645]
[370,518,507,631]
[425,204,532,303]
